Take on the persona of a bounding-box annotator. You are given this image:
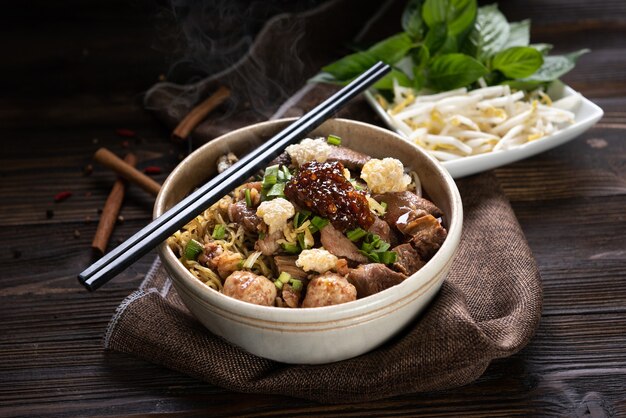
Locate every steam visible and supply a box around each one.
[147,0,326,125]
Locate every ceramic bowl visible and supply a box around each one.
[155,118,463,364]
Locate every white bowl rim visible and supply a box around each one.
[155,117,463,324]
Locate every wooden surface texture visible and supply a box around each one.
[1,0,625,416]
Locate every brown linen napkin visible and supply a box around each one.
[104,172,542,403]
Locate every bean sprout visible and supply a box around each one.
[380,82,580,161]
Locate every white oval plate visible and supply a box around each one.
[365,83,604,179]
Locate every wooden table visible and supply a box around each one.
[2,1,625,416]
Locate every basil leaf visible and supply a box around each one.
[424,22,448,54]
[492,46,543,78]
[402,0,425,40]
[321,51,377,81]
[412,44,431,68]
[413,66,426,90]
[466,4,510,62]
[428,53,488,90]
[447,0,477,36]
[503,19,530,49]
[373,68,412,90]
[422,0,447,28]
[438,34,459,55]
[422,0,476,36]
[521,49,589,82]
[368,32,415,64]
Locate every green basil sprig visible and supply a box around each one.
[312,0,588,93]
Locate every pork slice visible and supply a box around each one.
[228,200,262,233]
[327,146,371,170]
[274,255,308,281]
[347,263,407,298]
[374,191,443,227]
[403,214,447,260]
[269,151,292,167]
[282,283,302,308]
[391,243,425,276]
[320,224,368,264]
[255,230,282,256]
[367,217,396,244]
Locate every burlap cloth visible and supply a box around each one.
[104,0,543,403]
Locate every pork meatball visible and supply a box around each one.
[302,272,357,308]
[223,271,276,306]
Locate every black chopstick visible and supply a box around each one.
[78,61,391,290]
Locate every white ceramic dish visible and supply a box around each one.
[365,83,604,179]
[155,118,463,364]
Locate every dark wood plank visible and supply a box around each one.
[1,0,625,416]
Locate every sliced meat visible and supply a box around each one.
[404,214,447,260]
[223,271,276,306]
[367,217,395,244]
[255,230,282,256]
[228,200,262,233]
[302,272,357,308]
[274,255,308,281]
[320,224,368,264]
[282,283,302,308]
[347,263,407,298]
[391,243,425,276]
[327,146,371,170]
[373,191,443,228]
[269,151,292,167]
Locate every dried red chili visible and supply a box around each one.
[143,166,162,175]
[54,191,72,202]
[115,128,136,138]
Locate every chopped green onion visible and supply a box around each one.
[244,188,252,207]
[380,201,387,210]
[274,279,284,290]
[309,216,329,233]
[212,224,226,240]
[258,232,266,240]
[379,251,397,265]
[281,165,292,180]
[264,165,279,178]
[278,271,292,284]
[293,213,300,228]
[262,174,277,187]
[281,242,300,254]
[266,182,285,198]
[297,233,308,250]
[237,260,244,269]
[290,279,303,291]
[360,250,379,263]
[346,228,367,242]
[294,209,312,228]
[377,241,391,252]
[184,239,204,260]
[327,134,342,146]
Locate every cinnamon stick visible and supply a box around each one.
[92,153,140,254]
[93,148,161,196]
[172,86,231,141]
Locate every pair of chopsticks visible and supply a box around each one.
[78,61,391,291]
